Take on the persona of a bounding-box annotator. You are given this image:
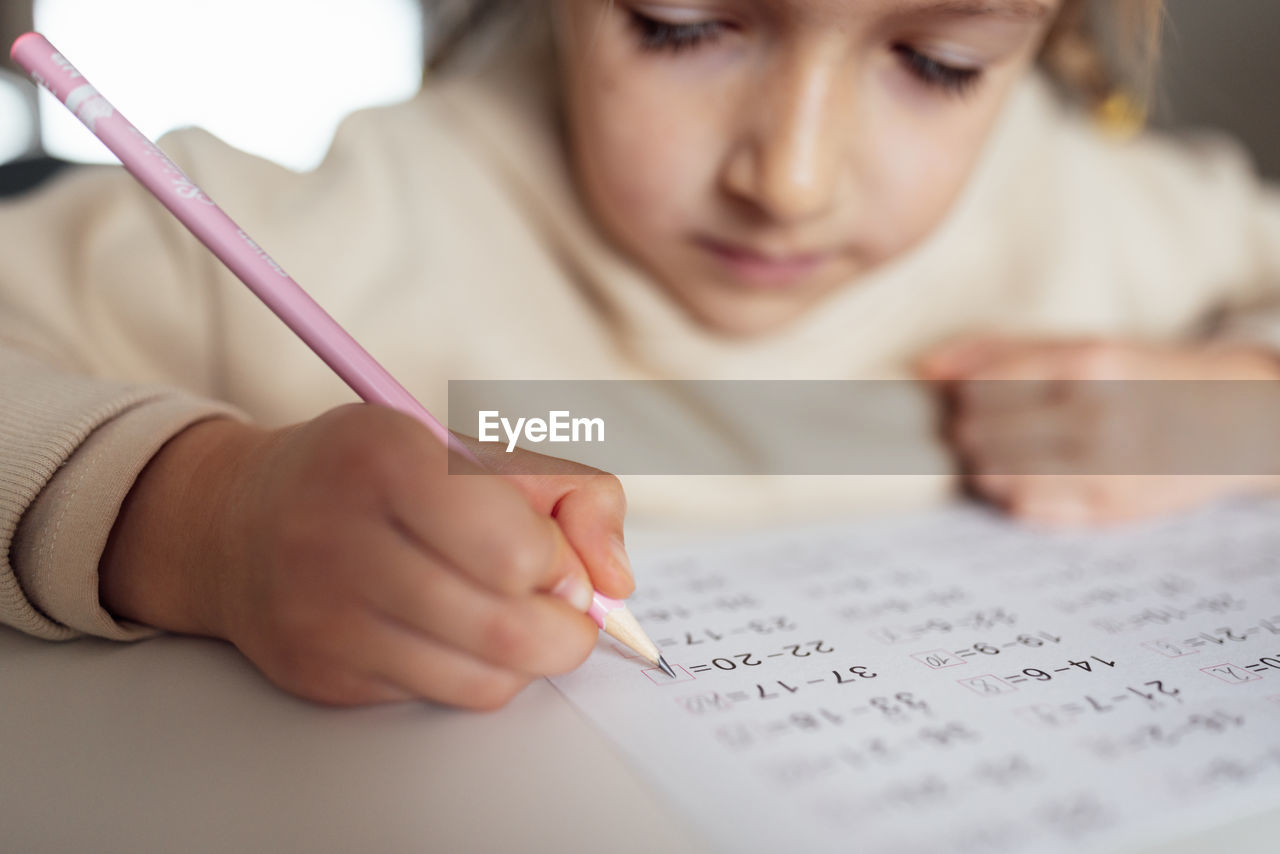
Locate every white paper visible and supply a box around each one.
[551,499,1280,854]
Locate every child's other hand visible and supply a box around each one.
[919,337,1280,526]
[101,405,633,709]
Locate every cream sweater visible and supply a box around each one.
[2,36,1278,641]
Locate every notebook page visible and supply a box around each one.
[551,500,1280,854]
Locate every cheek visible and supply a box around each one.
[857,81,1017,262]
[866,126,975,254]
[569,71,715,242]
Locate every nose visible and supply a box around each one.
[720,53,850,224]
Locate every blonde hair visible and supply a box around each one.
[1041,0,1166,110]
[427,0,1167,108]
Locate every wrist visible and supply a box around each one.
[100,417,267,639]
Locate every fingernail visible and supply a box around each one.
[552,574,594,613]
[610,536,633,583]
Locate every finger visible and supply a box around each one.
[948,342,1110,418]
[967,472,1091,521]
[958,346,1080,411]
[952,377,1059,417]
[964,340,1143,384]
[965,474,1092,530]
[365,678,416,704]
[359,614,538,711]
[951,405,1080,475]
[1010,476,1234,527]
[1003,476,1099,527]
[387,437,592,608]
[366,537,599,675]
[272,663,419,707]
[968,472,1016,503]
[245,620,422,708]
[520,472,634,600]
[918,336,1021,380]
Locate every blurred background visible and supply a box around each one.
[0,0,1276,197]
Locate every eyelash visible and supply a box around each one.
[894,45,984,97]
[627,11,986,98]
[628,11,727,53]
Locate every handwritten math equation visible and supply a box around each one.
[559,501,1280,854]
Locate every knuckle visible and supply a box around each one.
[490,535,552,593]
[318,407,429,499]
[590,472,628,516]
[480,608,534,664]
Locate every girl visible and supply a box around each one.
[1,0,1277,708]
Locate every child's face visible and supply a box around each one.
[552,0,1060,335]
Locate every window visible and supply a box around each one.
[26,0,423,171]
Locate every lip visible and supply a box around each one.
[696,237,834,289]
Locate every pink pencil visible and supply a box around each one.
[9,32,673,678]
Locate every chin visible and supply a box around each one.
[680,289,822,338]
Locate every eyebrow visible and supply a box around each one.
[901,0,1054,21]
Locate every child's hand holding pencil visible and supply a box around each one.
[101,404,634,708]
[10,32,667,707]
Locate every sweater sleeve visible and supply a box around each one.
[1,351,240,640]
[0,154,245,641]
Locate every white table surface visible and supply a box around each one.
[6,626,1280,854]
[6,508,1280,854]
[1,623,710,854]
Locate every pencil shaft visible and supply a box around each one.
[11,32,665,662]
[602,606,664,668]
[9,33,460,453]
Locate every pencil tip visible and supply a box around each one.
[659,656,676,679]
